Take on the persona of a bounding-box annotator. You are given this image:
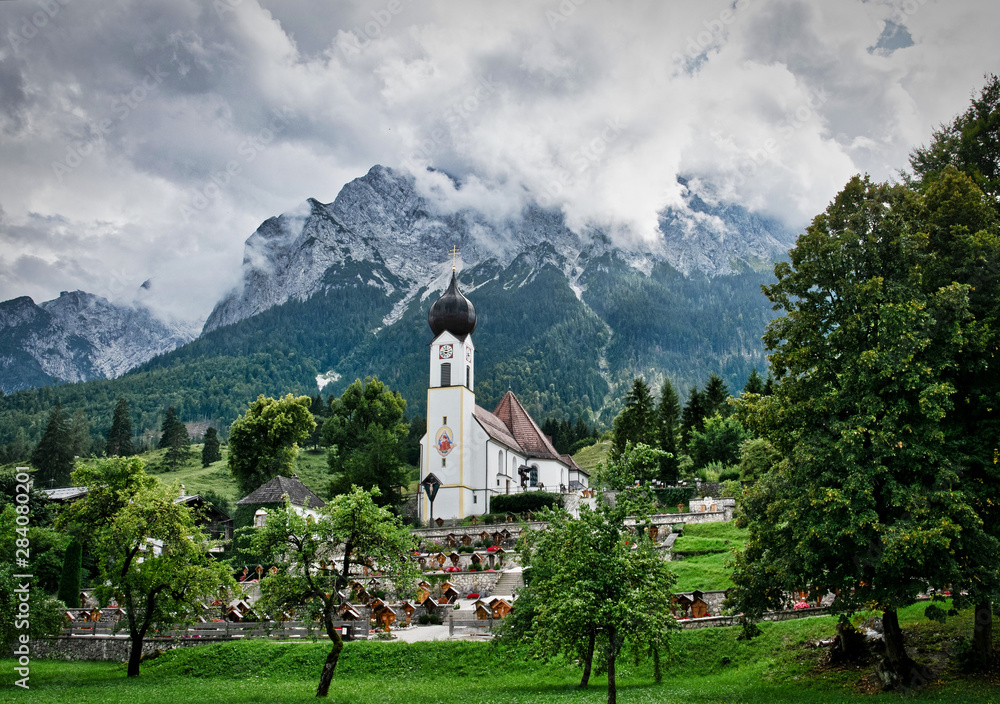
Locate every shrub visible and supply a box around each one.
[428,613,442,625]
[718,470,741,483]
[490,492,561,514]
[417,614,430,625]
[651,486,696,509]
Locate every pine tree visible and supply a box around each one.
[57,538,82,608]
[159,406,190,471]
[742,369,765,396]
[701,373,731,418]
[201,427,222,467]
[680,386,705,446]
[611,377,655,462]
[31,403,74,488]
[68,409,91,458]
[655,379,681,484]
[106,397,134,457]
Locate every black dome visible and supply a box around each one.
[428,271,477,336]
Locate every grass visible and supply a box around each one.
[81,444,336,507]
[571,439,610,475]
[7,602,999,703]
[670,520,748,592]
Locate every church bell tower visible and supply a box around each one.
[422,254,477,521]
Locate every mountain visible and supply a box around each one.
[0,291,196,393]
[204,166,793,333]
[0,165,795,449]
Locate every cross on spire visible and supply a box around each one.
[450,245,459,271]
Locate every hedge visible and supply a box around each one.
[490,492,562,514]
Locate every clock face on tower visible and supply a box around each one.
[465,346,472,362]
[439,344,454,359]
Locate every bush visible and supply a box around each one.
[417,614,430,625]
[651,486,696,509]
[490,492,561,514]
[720,479,741,498]
[428,613,442,625]
[718,470,741,483]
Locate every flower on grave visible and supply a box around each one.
[467,593,480,599]
[487,546,500,552]
[793,601,811,610]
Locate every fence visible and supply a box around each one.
[62,620,357,641]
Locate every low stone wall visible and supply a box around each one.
[34,636,193,662]
[434,571,501,595]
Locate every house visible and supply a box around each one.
[175,493,233,548]
[235,474,325,528]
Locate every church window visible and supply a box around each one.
[473,494,477,504]
[529,465,538,487]
[466,365,471,387]
[441,363,451,386]
[441,458,446,467]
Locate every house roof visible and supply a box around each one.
[560,454,590,477]
[41,487,89,502]
[474,405,520,450]
[235,475,326,508]
[485,391,564,461]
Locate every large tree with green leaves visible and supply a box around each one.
[58,457,235,677]
[324,377,409,508]
[908,77,1000,666]
[251,485,417,697]
[506,488,675,704]
[730,175,997,690]
[106,397,135,457]
[228,394,315,497]
[909,73,1000,211]
[31,403,74,489]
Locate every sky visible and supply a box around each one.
[0,0,997,325]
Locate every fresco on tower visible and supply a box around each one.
[436,426,455,456]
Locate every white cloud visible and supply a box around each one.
[0,0,998,322]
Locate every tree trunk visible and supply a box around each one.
[580,628,596,687]
[127,635,143,677]
[606,625,617,704]
[653,645,661,683]
[973,599,994,670]
[316,609,345,697]
[876,609,918,690]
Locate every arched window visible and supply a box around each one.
[497,450,503,486]
[253,509,267,528]
[529,465,538,487]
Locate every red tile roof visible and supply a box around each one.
[490,391,562,461]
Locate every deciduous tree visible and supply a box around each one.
[730,175,996,690]
[506,498,675,704]
[324,377,408,509]
[59,457,235,678]
[228,394,315,496]
[251,486,417,697]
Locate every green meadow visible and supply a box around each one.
[6,602,998,703]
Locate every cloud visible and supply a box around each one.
[0,0,998,322]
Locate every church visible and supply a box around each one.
[418,264,589,522]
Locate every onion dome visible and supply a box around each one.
[428,271,477,336]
